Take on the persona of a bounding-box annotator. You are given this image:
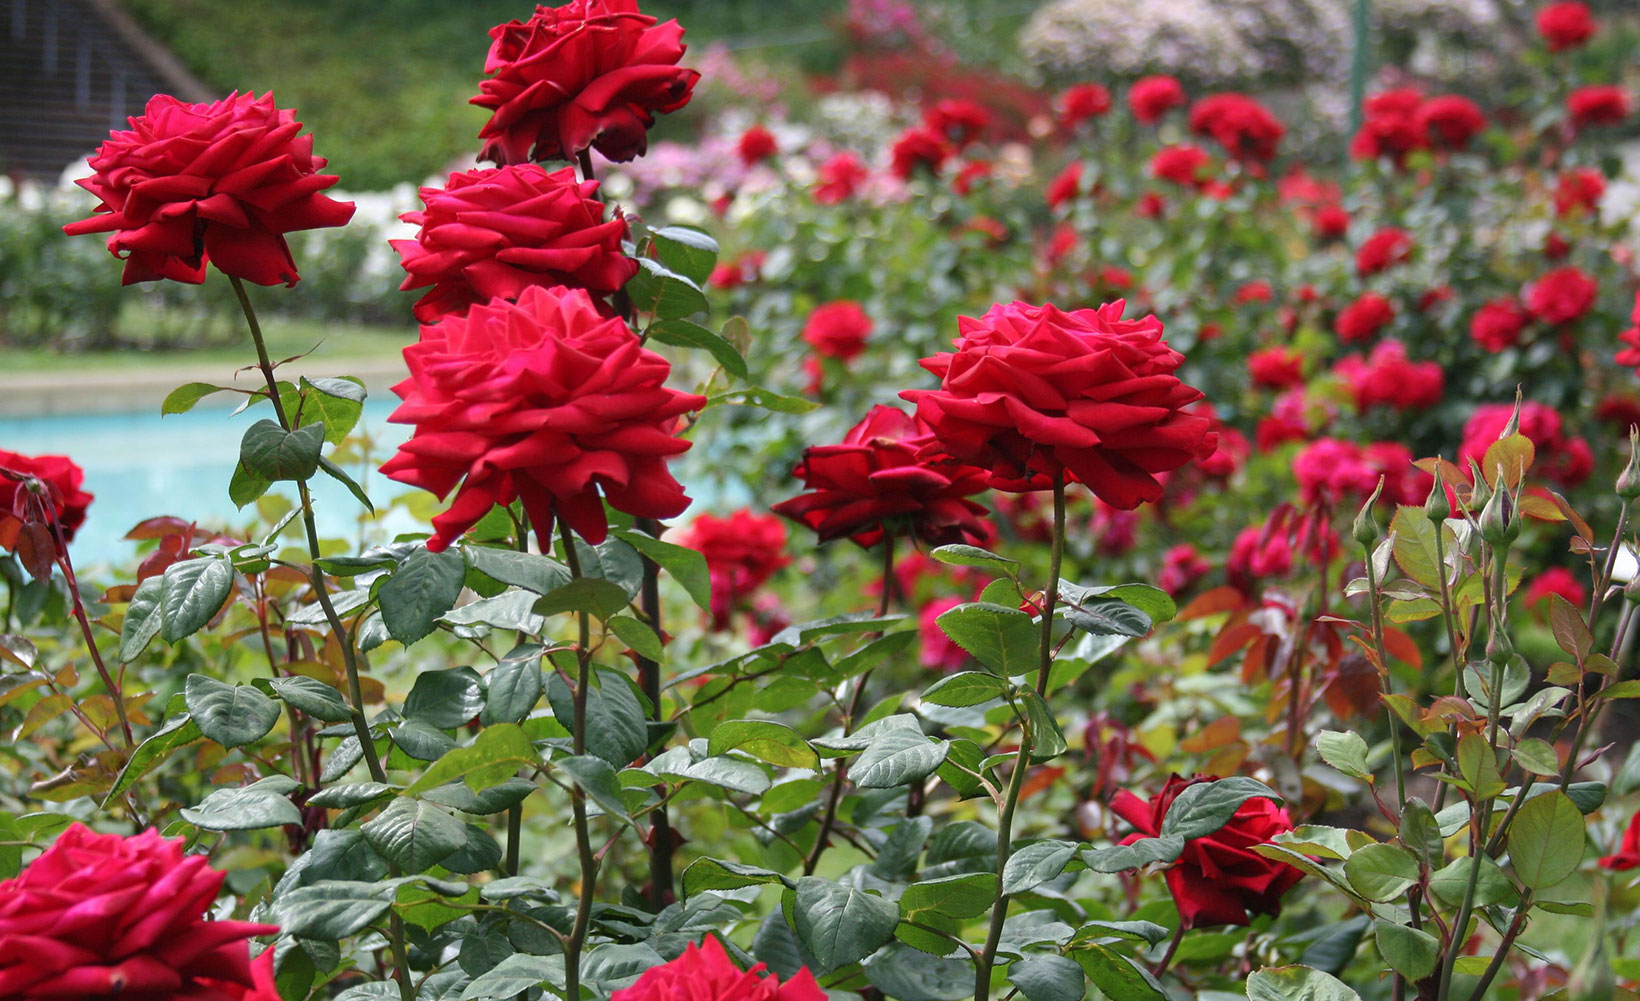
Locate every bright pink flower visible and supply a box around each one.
[1526,566,1587,610]
[1189,93,1284,162]
[1537,2,1597,51]
[802,300,873,362]
[1128,76,1186,125]
[1334,292,1395,343]
[1158,543,1211,596]
[1228,522,1293,586]
[1524,266,1597,326]
[610,935,822,1001]
[1058,83,1113,130]
[1367,442,1432,506]
[1294,438,1381,505]
[1470,298,1528,352]
[814,152,869,204]
[1355,228,1413,276]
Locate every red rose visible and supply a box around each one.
[1334,292,1395,343]
[1128,75,1186,125]
[1312,203,1350,240]
[1554,167,1605,216]
[1058,83,1113,130]
[1568,85,1630,129]
[1619,293,1640,371]
[1192,405,1249,480]
[1355,227,1413,276]
[801,300,873,362]
[1045,161,1085,210]
[1158,543,1211,596]
[1537,1,1597,51]
[674,510,790,631]
[611,935,823,1001]
[1247,347,1305,389]
[1460,401,1592,488]
[1228,522,1294,586]
[890,125,952,179]
[1368,442,1433,507]
[1255,389,1321,452]
[952,160,992,196]
[901,300,1217,504]
[1294,438,1380,505]
[919,595,970,672]
[1601,808,1640,871]
[1524,266,1597,326]
[63,92,354,287]
[1189,93,1284,162]
[1136,190,1166,218]
[814,152,868,204]
[1149,144,1211,188]
[392,164,636,324]
[924,99,990,148]
[1333,340,1444,412]
[771,405,991,549]
[1415,94,1487,151]
[1111,775,1304,928]
[1350,89,1427,164]
[0,824,278,998]
[380,285,705,551]
[471,0,699,165]
[1526,566,1587,611]
[1544,231,1572,260]
[0,451,93,547]
[1470,298,1528,352]
[1233,281,1273,306]
[736,125,778,166]
[1042,224,1079,266]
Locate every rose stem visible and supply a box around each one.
[559,526,599,1001]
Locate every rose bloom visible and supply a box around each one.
[1350,89,1426,164]
[919,595,970,672]
[1128,75,1186,125]
[1599,392,1640,430]
[0,824,279,999]
[1537,1,1597,51]
[1334,292,1395,343]
[1369,441,1433,506]
[814,151,868,204]
[736,124,778,166]
[890,125,952,179]
[952,160,992,196]
[1601,809,1640,871]
[1311,203,1350,240]
[1149,144,1211,188]
[1524,266,1597,326]
[63,92,354,286]
[1568,85,1630,129]
[1294,437,1382,505]
[1228,522,1294,586]
[610,935,822,1001]
[0,450,93,549]
[771,405,990,549]
[1470,298,1528,352]
[1247,346,1305,389]
[1355,227,1413,277]
[1618,296,1640,371]
[904,301,1216,504]
[1058,83,1112,130]
[1460,401,1593,488]
[1415,94,1487,150]
[924,98,989,147]
[1135,190,1166,218]
[1045,161,1085,210]
[471,0,699,164]
[675,510,790,632]
[1112,775,1304,928]
[1255,388,1322,452]
[1554,166,1605,216]
[381,285,704,551]
[1157,543,1211,596]
[1526,566,1588,611]
[1041,223,1079,267]
[392,164,636,323]
[1189,93,1284,162]
[1544,231,1572,260]
[1334,340,1444,412]
[801,300,873,362]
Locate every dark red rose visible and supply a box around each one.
[1470,298,1528,352]
[610,935,822,1001]
[63,92,354,287]
[1600,808,1640,871]
[1460,401,1592,488]
[1415,94,1487,150]
[674,510,790,632]
[1598,393,1640,429]
[924,99,990,148]
[471,0,699,164]
[1058,83,1113,130]
[1128,75,1186,125]
[801,300,873,361]
[380,285,705,551]
[1350,89,1426,164]
[1045,161,1085,209]
[1524,266,1597,326]
[1189,93,1284,162]
[0,824,278,998]
[1544,231,1572,260]
[1334,292,1395,343]
[1355,227,1413,276]
[814,152,868,204]
[1568,86,1630,129]
[0,451,93,546]
[1111,775,1304,929]
[1554,166,1605,216]
[1312,203,1350,240]
[1149,144,1211,188]
[1333,340,1444,412]
[1537,1,1597,51]
[392,163,636,324]
[891,125,952,179]
[736,124,778,166]
[1247,347,1305,389]
[901,300,1217,504]
[1136,190,1166,218]
[773,405,990,549]
[1158,543,1211,596]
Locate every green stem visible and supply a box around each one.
[1461,892,1532,1001]
[974,736,1031,1001]
[1035,477,1066,696]
[1362,544,1407,817]
[560,530,599,1001]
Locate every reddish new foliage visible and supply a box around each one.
[609,935,823,1001]
[902,300,1218,504]
[380,285,705,551]
[801,301,873,362]
[63,92,354,286]
[471,0,699,164]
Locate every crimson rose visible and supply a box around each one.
[393,163,637,323]
[1524,266,1598,326]
[1537,1,1596,51]
[0,824,278,998]
[1415,94,1486,150]
[801,301,873,362]
[1058,83,1112,129]
[63,92,354,286]
[1601,808,1640,870]
[901,300,1217,505]
[610,935,822,1001]
[380,285,705,551]
[1568,86,1629,129]
[472,0,699,164]
[1188,93,1283,162]
[1335,292,1395,343]
[1470,298,1527,352]
[1128,76,1186,125]
[1111,775,1304,928]
[674,510,790,632]
[771,405,990,549]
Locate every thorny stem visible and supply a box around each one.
[560,531,599,1001]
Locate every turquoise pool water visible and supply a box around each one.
[0,401,415,570]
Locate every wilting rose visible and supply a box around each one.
[1188,93,1283,162]
[1600,808,1640,870]
[902,300,1217,505]
[381,285,705,551]
[771,405,990,549]
[0,824,279,998]
[1524,266,1597,326]
[1111,775,1304,929]
[611,935,822,1001]
[63,92,354,286]
[472,0,699,164]
[1334,292,1395,343]
[1554,167,1605,216]
[1333,340,1444,412]
[1568,85,1630,129]
[1149,145,1211,188]
[674,510,790,632]
[392,164,636,324]
[1058,83,1112,129]
[801,300,873,362]
[1247,347,1305,389]
[1460,401,1592,488]
[1470,298,1527,352]
[736,125,778,166]
[1537,1,1596,51]
[1128,75,1186,125]
[814,152,868,204]
[1416,94,1486,150]
[1355,228,1412,276]
[890,125,952,179]
[924,99,989,147]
